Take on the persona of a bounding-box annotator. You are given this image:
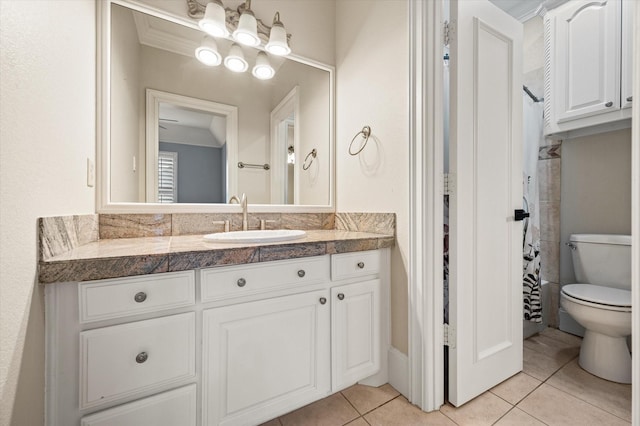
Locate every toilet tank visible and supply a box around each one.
[569,234,631,290]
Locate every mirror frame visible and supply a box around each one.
[146,89,239,203]
[97,0,335,213]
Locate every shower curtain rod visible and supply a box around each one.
[523,85,543,103]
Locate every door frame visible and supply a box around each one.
[408,0,640,416]
[408,0,445,411]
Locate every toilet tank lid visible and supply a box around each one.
[569,234,631,246]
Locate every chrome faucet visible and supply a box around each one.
[229,193,248,231]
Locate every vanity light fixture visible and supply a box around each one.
[198,0,229,38]
[224,43,248,72]
[195,36,222,66]
[265,12,291,56]
[232,0,261,47]
[252,51,275,80]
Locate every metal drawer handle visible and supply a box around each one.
[357,262,365,269]
[319,297,327,305]
[136,352,148,364]
[627,96,633,102]
[134,292,147,303]
[237,278,246,287]
[605,101,614,107]
[337,293,345,301]
[298,270,306,278]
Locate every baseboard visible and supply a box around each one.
[387,347,409,398]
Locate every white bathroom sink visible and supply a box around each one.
[203,229,307,243]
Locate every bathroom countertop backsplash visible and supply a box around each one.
[38,212,395,284]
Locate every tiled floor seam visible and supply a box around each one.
[438,407,460,425]
[542,380,632,423]
[509,404,552,426]
[341,393,403,418]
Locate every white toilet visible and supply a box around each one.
[560,234,632,384]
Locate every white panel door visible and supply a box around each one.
[449,0,523,407]
[555,0,621,121]
[203,290,331,426]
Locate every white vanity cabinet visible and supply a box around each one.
[544,0,632,138]
[46,249,390,426]
[202,289,331,426]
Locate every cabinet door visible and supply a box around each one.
[203,290,331,426]
[331,279,381,392]
[554,0,621,122]
[621,0,633,109]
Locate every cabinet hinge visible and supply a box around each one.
[443,173,455,195]
[443,20,451,46]
[443,323,456,348]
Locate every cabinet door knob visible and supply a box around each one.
[297,270,306,278]
[627,96,633,102]
[237,278,246,287]
[135,352,148,364]
[605,101,614,107]
[357,262,365,269]
[134,292,147,303]
[337,293,345,300]
[319,297,327,305]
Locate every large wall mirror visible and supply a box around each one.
[98,1,334,212]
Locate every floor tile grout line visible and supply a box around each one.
[341,390,403,418]
[542,380,632,423]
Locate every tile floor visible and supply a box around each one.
[261,327,631,425]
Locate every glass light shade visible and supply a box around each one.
[224,44,248,72]
[233,11,260,47]
[195,37,222,66]
[198,1,228,38]
[252,52,275,80]
[265,23,291,56]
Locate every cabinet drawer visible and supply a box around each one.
[79,271,195,323]
[79,313,196,409]
[331,250,381,281]
[201,256,330,303]
[81,384,197,426]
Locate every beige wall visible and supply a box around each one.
[0,2,96,425]
[336,0,409,353]
[560,129,632,284]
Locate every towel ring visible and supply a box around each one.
[303,149,317,170]
[349,126,371,156]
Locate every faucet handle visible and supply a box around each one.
[212,220,230,232]
[260,220,278,230]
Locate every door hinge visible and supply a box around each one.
[444,323,456,348]
[444,20,451,46]
[443,173,455,195]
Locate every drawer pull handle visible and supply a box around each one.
[337,293,345,301]
[237,278,246,287]
[628,96,633,102]
[135,352,148,364]
[319,297,327,305]
[605,101,614,107]
[297,270,306,278]
[134,292,147,303]
[357,262,365,269]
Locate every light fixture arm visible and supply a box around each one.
[187,0,291,45]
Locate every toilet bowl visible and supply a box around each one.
[560,234,632,384]
[560,284,631,383]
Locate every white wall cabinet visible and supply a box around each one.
[46,249,390,426]
[544,0,632,138]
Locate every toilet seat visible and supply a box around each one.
[562,284,631,311]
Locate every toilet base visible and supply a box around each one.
[579,330,631,384]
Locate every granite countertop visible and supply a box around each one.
[39,230,395,284]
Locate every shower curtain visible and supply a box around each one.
[522,96,543,323]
